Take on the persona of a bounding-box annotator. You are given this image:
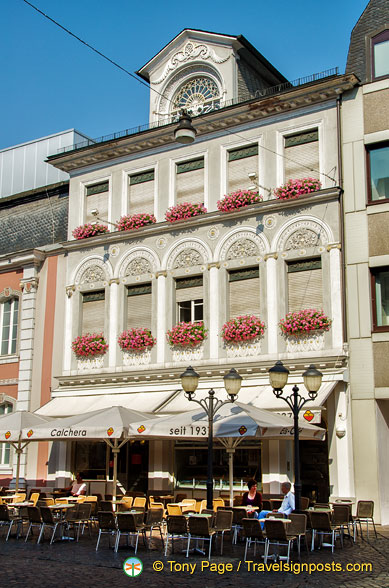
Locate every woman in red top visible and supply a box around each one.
[241,479,262,508]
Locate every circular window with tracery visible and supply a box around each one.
[172,77,221,117]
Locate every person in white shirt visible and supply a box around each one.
[255,482,295,527]
[67,472,87,496]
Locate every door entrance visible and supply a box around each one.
[299,420,329,503]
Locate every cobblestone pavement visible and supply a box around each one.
[0,524,388,588]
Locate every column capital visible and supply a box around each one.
[65,285,76,298]
[207,262,220,270]
[156,271,168,278]
[327,243,341,251]
[109,278,120,285]
[20,278,39,293]
[264,253,278,261]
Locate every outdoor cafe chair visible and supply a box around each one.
[98,500,114,513]
[74,503,92,541]
[212,509,233,555]
[96,511,118,551]
[167,503,182,516]
[143,507,165,546]
[25,506,42,542]
[354,500,377,540]
[29,493,40,507]
[133,497,147,510]
[115,513,147,554]
[264,519,297,564]
[232,507,249,544]
[38,498,54,507]
[213,498,224,511]
[242,518,266,560]
[332,504,353,545]
[198,499,207,513]
[300,497,310,510]
[164,515,188,556]
[39,506,62,544]
[0,503,22,541]
[186,516,216,560]
[181,499,197,513]
[310,511,342,553]
[12,493,26,504]
[287,513,308,556]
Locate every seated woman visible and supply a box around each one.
[241,479,262,508]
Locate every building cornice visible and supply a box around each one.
[47,74,359,173]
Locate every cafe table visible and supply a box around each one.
[47,503,76,541]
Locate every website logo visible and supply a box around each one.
[123,557,143,577]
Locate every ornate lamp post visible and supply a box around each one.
[268,361,323,512]
[180,366,242,510]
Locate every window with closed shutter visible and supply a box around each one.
[175,276,203,322]
[228,268,260,318]
[227,145,258,193]
[128,171,155,215]
[287,259,323,312]
[284,130,319,182]
[85,181,109,223]
[176,159,204,205]
[127,284,152,329]
[82,290,105,334]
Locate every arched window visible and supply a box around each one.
[171,76,221,118]
[0,401,13,466]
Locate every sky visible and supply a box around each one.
[1,0,369,151]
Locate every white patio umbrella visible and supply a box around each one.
[128,401,325,505]
[0,411,52,491]
[21,406,155,499]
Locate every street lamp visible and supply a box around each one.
[268,360,323,512]
[180,366,242,510]
[174,111,197,144]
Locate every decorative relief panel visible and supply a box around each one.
[277,220,330,252]
[219,231,266,261]
[119,249,158,278]
[125,258,152,276]
[166,241,208,270]
[173,249,202,269]
[153,42,230,85]
[75,259,108,285]
[0,288,22,301]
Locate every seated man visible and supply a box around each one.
[66,472,87,496]
[255,482,295,527]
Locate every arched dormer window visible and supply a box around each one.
[171,76,221,118]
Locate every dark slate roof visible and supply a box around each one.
[346,0,389,82]
[0,182,69,256]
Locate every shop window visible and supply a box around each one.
[287,258,323,312]
[175,276,203,323]
[128,170,154,215]
[0,298,19,355]
[0,402,13,466]
[227,144,258,193]
[372,30,389,80]
[127,284,152,329]
[228,267,260,318]
[284,129,320,182]
[82,290,105,334]
[85,181,109,223]
[176,158,204,205]
[371,267,389,331]
[367,143,389,202]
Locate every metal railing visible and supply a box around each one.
[56,67,339,155]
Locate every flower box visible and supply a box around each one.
[285,331,325,353]
[116,213,156,232]
[165,202,207,223]
[122,348,152,366]
[72,223,109,239]
[72,333,109,358]
[166,321,207,348]
[77,355,105,371]
[217,190,262,212]
[273,178,321,201]
[221,315,265,343]
[118,328,156,352]
[172,343,204,362]
[225,338,262,358]
[279,309,331,337]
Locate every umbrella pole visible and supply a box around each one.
[112,439,119,502]
[227,447,234,507]
[13,440,29,493]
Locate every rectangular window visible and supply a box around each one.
[85,181,109,223]
[367,143,389,202]
[227,144,258,193]
[287,259,323,312]
[0,298,19,355]
[228,267,260,318]
[176,158,204,205]
[284,129,319,182]
[371,267,389,331]
[175,276,203,322]
[127,284,152,329]
[82,290,105,334]
[128,170,155,215]
[372,30,389,79]
[0,402,13,466]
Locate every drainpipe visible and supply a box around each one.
[337,94,348,344]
